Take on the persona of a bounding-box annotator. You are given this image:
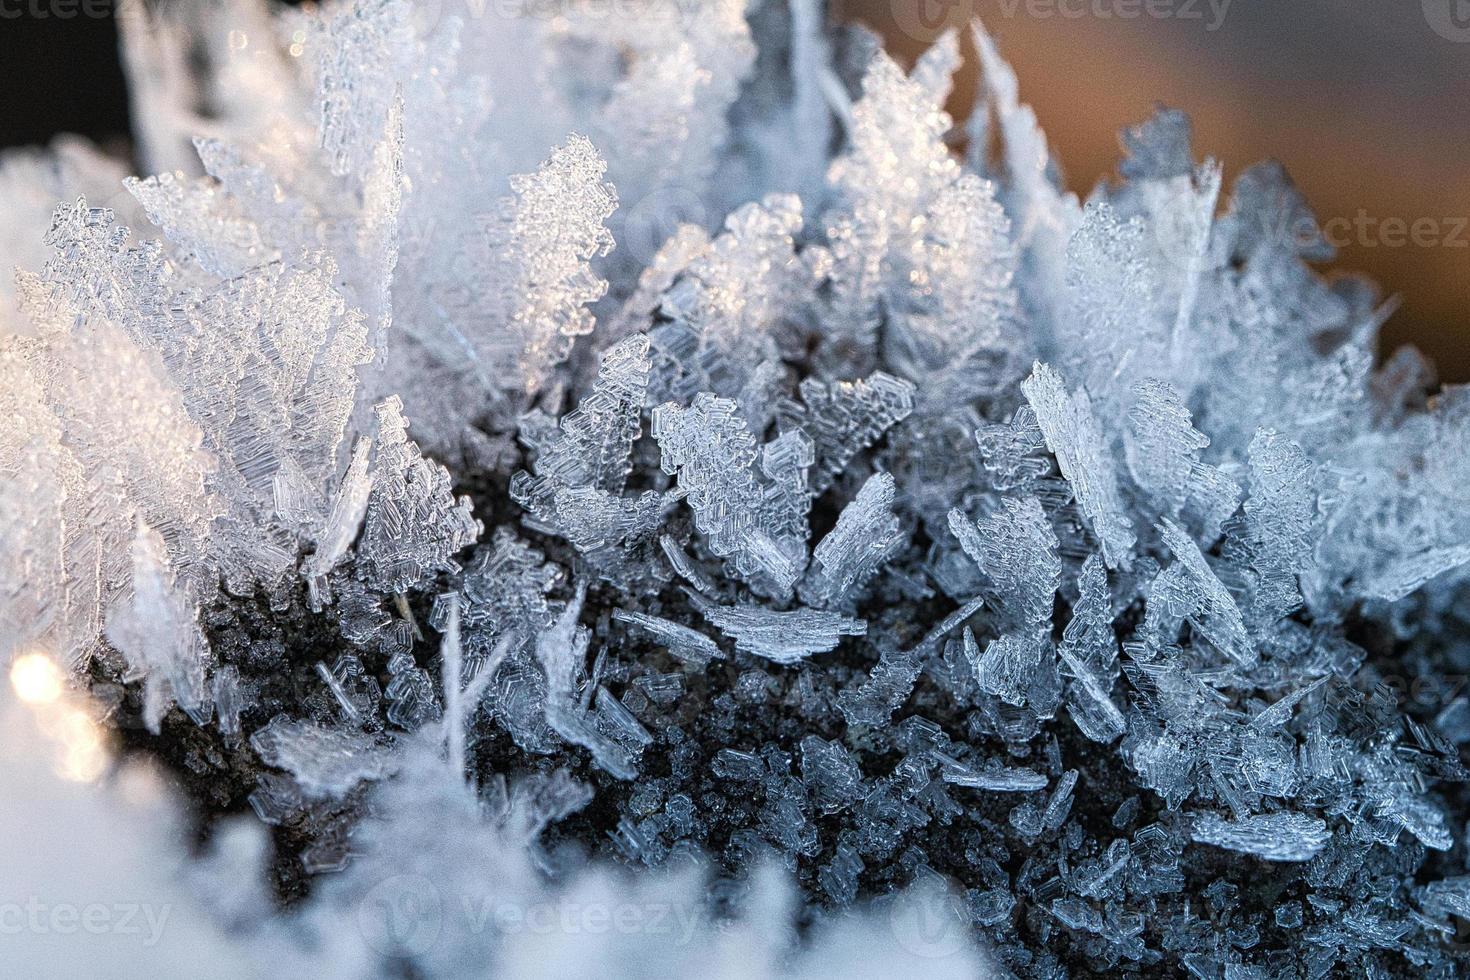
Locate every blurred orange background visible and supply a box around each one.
[842,0,1470,381]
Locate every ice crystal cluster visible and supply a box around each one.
[3,1,1470,976]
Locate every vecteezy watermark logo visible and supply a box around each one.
[892,0,1233,42]
[0,0,115,17]
[891,0,970,42]
[1001,0,1232,31]
[355,879,707,957]
[1149,173,1470,276]
[358,875,444,957]
[886,876,971,959]
[0,900,172,947]
[458,897,704,941]
[1424,0,1470,42]
[620,186,707,266]
[473,0,699,22]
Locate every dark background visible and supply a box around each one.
[0,5,130,153]
[3,0,1467,380]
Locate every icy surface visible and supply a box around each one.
[1,2,1468,977]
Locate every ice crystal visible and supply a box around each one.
[250,715,395,799]
[799,471,902,609]
[512,335,651,510]
[1238,426,1318,622]
[612,609,724,668]
[1058,554,1125,742]
[1153,516,1255,666]
[1022,361,1137,569]
[693,595,866,665]
[1189,811,1331,862]
[535,586,641,780]
[105,523,210,733]
[654,393,809,597]
[356,396,480,595]
[1126,377,1240,539]
[301,436,373,609]
[653,193,812,400]
[446,527,563,664]
[777,371,915,495]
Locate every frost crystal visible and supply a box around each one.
[357,396,480,595]
[475,136,617,394]
[536,586,640,780]
[250,715,395,800]
[654,393,808,597]
[510,335,668,571]
[1153,517,1255,666]
[513,335,651,509]
[302,436,372,609]
[450,527,563,658]
[612,609,724,667]
[693,597,866,665]
[951,497,1060,706]
[778,372,915,495]
[105,523,210,733]
[800,471,902,609]
[1238,427,1317,621]
[1126,377,1239,539]
[1189,811,1330,862]
[1062,202,1165,395]
[653,193,811,399]
[1058,555,1125,742]
[939,756,1049,792]
[1022,362,1136,568]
